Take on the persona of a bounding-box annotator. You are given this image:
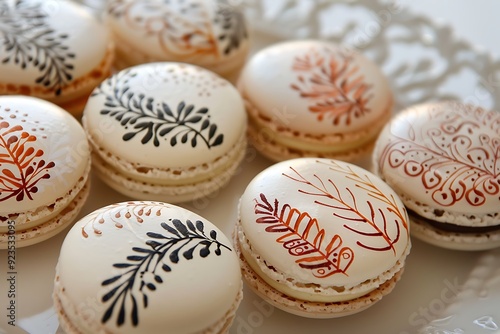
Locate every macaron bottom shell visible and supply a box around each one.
[0,179,90,249]
[247,122,374,163]
[112,35,248,84]
[234,225,405,318]
[53,276,244,334]
[409,214,500,251]
[243,95,392,162]
[90,138,246,203]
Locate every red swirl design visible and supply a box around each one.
[378,104,500,207]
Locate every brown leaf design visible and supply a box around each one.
[81,202,165,237]
[107,1,220,58]
[0,121,55,202]
[254,193,354,278]
[283,160,408,253]
[378,108,500,207]
[290,48,373,125]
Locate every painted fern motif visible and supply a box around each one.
[107,0,219,57]
[254,193,354,278]
[100,218,231,327]
[0,121,55,202]
[283,160,408,253]
[216,3,247,55]
[93,70,224,148]
[0,0,75,95]
[290,48,373,125]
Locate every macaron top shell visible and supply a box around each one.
[0,0,110,94]
[374,102,500,224]
[0,96,89,216]
[239,158,409,288]
[105,0,248,61]
[83,62,246,169]
[239,40,392,135]
[56,201,241,334]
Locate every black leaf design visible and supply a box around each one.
[0,1,75,95]
[215,4,248,55]
[93,70,224,148]
[100,218,231,327]
[102,275,122,286]
[131,295,139,326]
[146,240,161,248]
[102,286,120,302]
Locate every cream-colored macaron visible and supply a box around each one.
[0,0,114,115]
[235,158,410,317]
[82,62,247,203]
[373,101,500,250]
[104,0,249,81]
[54,201,243,334]
[0,96,90,248]
[238,40,393,162]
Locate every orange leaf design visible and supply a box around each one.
[81,202,165,237]
[254,193,354,278]
[290,49,373,125]
[283,160,408,254]
[0,121,55,202]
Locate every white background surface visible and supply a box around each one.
[1,1,500,334]
[403,0,500,58]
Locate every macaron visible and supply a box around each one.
[238,40,393,162]
[53,201,243,334]
[82,62,247,203]
[373,101,500,251]
[104,0,249,81]
[0,96,90,248]
[0,0,114,115]
[235,158,410,318]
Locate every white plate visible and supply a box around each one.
[2,1,500,333]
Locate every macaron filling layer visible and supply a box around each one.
[0,162,90,233]
[0,178,90,248]
[373,102,500,237]
[87,131,247,186]
[245,98,391,155]
[408,210,500,234]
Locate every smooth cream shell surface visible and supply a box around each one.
[0,0,110,85]
[373,102,500,226]
[0,96,90,227]
[239,158,410,300]
[83,62,247,170]
[239,40,392,136]
[104,0,248,66]
[55,201,242,334]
